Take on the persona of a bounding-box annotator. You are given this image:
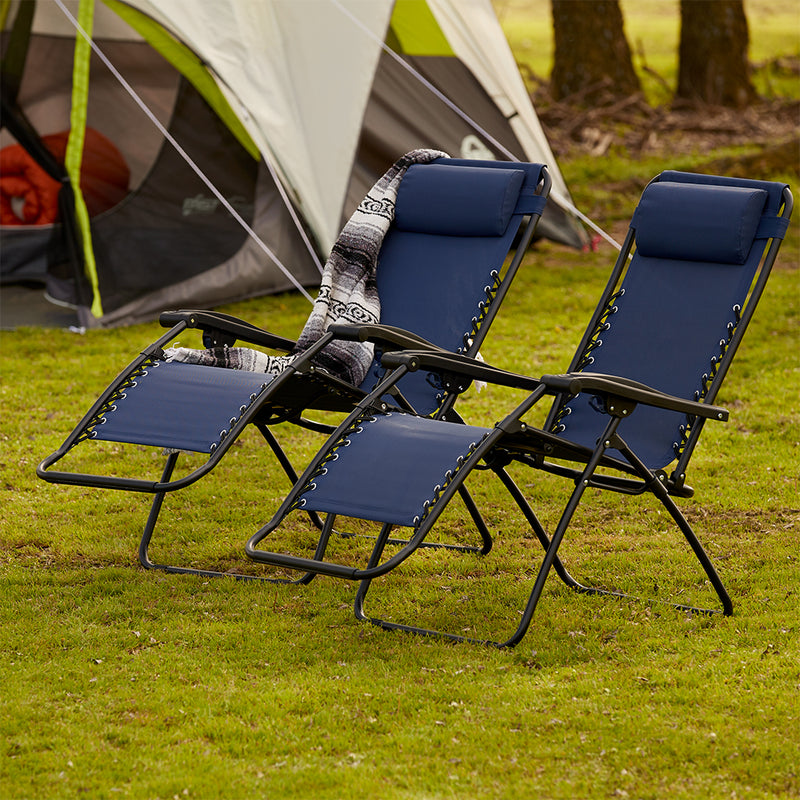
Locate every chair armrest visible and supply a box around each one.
[159,309,296,352]
[540,372,728,421]
[327,323,444,352]
[381,349,542,392]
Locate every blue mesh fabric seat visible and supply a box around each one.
[245,171,792,646]
[38,158,551,580]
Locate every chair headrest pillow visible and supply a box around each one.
[634,181,768,264]
[394,164,526,237]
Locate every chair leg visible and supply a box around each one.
[287,513,340,586]
[354,523,473,638]
[256,423,325,531]
[561,434,734,617]
[137,451,319,585]
[137,452,182,573]
[353,418,623,647]
[492,465,578,588]
[457,484,494,555]
[647,476,733,616]
[496,460,733,618]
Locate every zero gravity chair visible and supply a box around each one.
[37,158,551,580]
[245,170,792,646]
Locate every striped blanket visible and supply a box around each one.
[166,148,447,385]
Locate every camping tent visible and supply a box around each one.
[0,0,586,329]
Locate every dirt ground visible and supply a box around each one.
[534,85,800,177]
[530,78,799,247]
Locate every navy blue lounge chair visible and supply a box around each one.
[38,158,551,580]
[245,171,792,645]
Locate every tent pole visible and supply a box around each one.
[60,0,103,318]
[53,0,317,304]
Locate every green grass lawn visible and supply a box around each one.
[2,207,797,799]
[2,6,800,798]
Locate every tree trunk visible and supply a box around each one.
[550,0,641,103]
[676,0,758,107]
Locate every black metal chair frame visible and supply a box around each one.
[38,164,552,584]
[244,177,793,646]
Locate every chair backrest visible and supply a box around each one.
[548,171,792,473]
[361,158,548,415]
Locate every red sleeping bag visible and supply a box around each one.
[0,127,130,225]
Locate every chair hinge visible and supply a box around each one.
[665,469,695,498]
[438,370,472,395]
[202,328,237,349]
[481,448,513,470]
[593,393,637,419]
[495,418,528,434]
[602,432,626,451]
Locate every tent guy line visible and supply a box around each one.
[249,149,325,278]
[332,0,516,160]
[329,0,620,252]
[53,0,319,304]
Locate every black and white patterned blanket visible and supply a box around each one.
[166,148,448,385]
